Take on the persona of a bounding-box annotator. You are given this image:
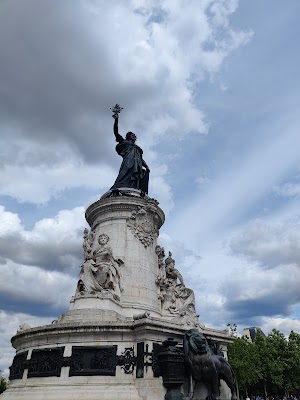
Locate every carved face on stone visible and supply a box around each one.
[98,234,109,245]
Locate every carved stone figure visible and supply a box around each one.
[82,228,95,260]
[165,251,184,285]
[155,245,166,288]
[17,323,31,333]
[155,249,199,326]
[76,230,123,300]
[183,329,237,400]
[127,204,159,247]
[93,233,124,299]
[77,228,97,293]
[110,106,150,193]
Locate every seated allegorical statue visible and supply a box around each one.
[164,251,185,286]
[156,250,197,318]
[76,231,123,301]
[92,233,124,300]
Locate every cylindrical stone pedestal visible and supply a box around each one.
[69,192,165,318]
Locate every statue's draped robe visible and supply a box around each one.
[93,245,122,299]
[77,245,122,299]
[78,257,103,293]
[111,134,147,191]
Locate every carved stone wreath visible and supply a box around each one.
[127,204,159,247]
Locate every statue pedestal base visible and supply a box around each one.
[3,194,233,400]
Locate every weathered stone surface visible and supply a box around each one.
[155,246,201,329]
[3,193,233,400]
[82,195,165,317]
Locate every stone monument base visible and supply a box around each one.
[3,193,233,400]
[3,310,231,400]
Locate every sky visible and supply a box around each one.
[1,0,300,376]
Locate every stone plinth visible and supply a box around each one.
[4,309,232,400]
[3,191,233,400]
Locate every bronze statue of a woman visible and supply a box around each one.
[110,104,150,193]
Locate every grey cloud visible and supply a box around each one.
[0,206,86,271]
[273,181,300,198]
[0,0,246,171]
[0,262,76,315]
[225,296,292,321]
[0,230,82,271]
[0,311,55,375]
[0,293,63,317]
[220,263,300,324]
[230,218,300,268]
[0,0,125,163]
[0,0,172,165]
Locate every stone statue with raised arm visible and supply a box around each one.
[110,104,150,193]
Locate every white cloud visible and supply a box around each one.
[224,263,300,301]
[0,134,116,204]
[260,317,300,337]
[0,0,262,374]
[0,206,86,271]
[166,114,300,248]
[220,262,300,325]
[0,0,252,206]
[195,175,211,189]
[0,261,75,309]
[273,181,300,198]
[230,217,300,268]
[150,164,174,214]
[0,311,55,377]
[0,206,23,234]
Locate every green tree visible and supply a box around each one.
[285,331,300,391]
[228,326,300,398]
[0,370,7,394]
[228,335,260,397]
[267,330,288,390]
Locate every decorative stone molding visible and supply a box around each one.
[85,196,165,230]
[101,187,151,200]
[127,203,160,247]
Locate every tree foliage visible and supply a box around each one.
[227,327,300,397]
[0,371,7,394]
[227,336,260,391]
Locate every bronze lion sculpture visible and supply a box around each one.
[183,329,237,400]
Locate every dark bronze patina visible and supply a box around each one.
[110,104,150,193]
[158,338,186,400]
[184,329,237,400]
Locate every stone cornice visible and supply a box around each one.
[85,197,165,229]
